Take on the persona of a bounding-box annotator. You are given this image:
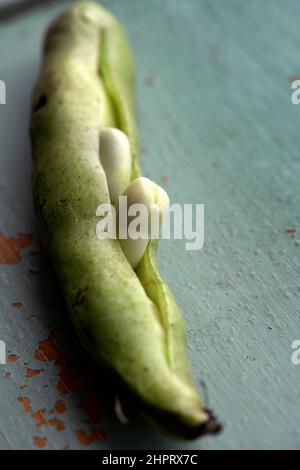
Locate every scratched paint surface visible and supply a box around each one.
[0,0,299,450]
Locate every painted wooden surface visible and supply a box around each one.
[0,0,299,450]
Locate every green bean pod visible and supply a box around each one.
[31,1,220,438]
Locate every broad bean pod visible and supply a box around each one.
[31,1,220,438]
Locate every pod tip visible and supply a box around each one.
[192,408,222,439]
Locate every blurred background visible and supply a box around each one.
[0,0,299,450]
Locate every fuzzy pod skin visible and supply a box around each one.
[31,1,220,438]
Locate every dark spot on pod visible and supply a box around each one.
[34,94,48,112]
[75,287,88,307]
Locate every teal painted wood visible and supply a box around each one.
[0,0,299,450]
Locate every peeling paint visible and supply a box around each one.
[17,396,32,414]
[48,418,65,432]
[75,429,106,446]
[26,368,44,378]
[35,330,59,362]
[8,354,19,362]
[0,233,33,264]
[50,400,67,414]
[31,407,65,432]
[32,436,47,449]
[12,302,23,309]
[32,330,109,443]
[286,228,296,236]
[31,409,48,427]
[80,394,106,424]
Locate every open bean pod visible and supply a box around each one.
[31,1,220,438]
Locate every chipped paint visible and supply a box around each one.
[79,394,106,424]
[50,400,67,414]
[35,331,83,392]
[32,436,47,449]
[0,233,32,264]
[35,331,86,395]
[28,330,109,444]
[26,368,44,378]
[17,397,32,414]
[31,409,47,427]
[7,354,19,362]
[31,407,65,431]
[75,429,106,446]
[12,302,23,309]
[35,330,59,362]
[48,418,65,431]
[57,362,84,396]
